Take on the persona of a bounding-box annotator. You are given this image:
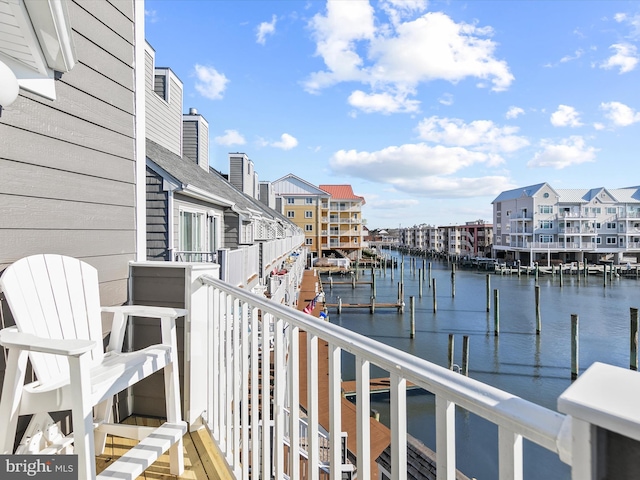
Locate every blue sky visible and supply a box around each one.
[145,0,640,229]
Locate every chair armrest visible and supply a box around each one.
[101,305,187,319]
[0,327,96,356]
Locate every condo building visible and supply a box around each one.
[492,183,640,265]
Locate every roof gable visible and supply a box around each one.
[272,174,329,196]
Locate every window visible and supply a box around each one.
[305,238,313,245]
[540,235,553,243]
[506,210,511,217]
[539,205,553,214]
[620,238,625,245]
[180,211,205,252]
[595,222,601,229]
[305,197,314,204]
[287,197,295,204]
[606,222,616,229]
[543,192,550,198]
[305,224,313,231]
[540,220,553,229]
[591,237,601,244]
[287,211,295,218]
[606,237,617,244]
[592,207,601,214]
[606,207,617,214]
[305,211,313,218]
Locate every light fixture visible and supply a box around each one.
[0,59,20,117]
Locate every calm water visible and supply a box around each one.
[326,252,640,480]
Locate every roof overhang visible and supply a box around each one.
[0,0,76,100]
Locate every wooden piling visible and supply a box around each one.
[535,262,539,283]
[631,307,639,371]
[517,260,521,277]
[559,264,563,287]
[338,297,342,314]
[352,275,356,289]
[410,296,415,339]
[535,285,541,335]
[370,296,376,314]
[418,269,423,298]
[448,334,454,370]
[428,263,432,288]
[329,277,333,290]
[486,274,491,312]
[432,278,437,313]
[462,335,469,376]
[372,271,377,299]
[451,264,456,298]
[571,314,579,380]
[603,264,607,288]
[493,289,499,336]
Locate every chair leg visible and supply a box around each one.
[93,397,113,455]
[0,348,29,454]
[162,315,184,476]
[69,352,96,480]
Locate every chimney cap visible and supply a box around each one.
[188,107,198,115]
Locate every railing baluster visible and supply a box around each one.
[308,333,319,480]
[498,426,523,480]
[356,357,370,480]
[436,395,456,480]
[288,324,300,480]
[329,342,342,480]
[218,291,227,450]
[225,293,233,459]
[250,306,260,478]
[274,317,286,479]
[261,312,272,480]
[232,298,241,470]
[241,302,249,480]
[390,372,407,480]
[209,285,219,440]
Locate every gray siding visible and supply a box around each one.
[224,210,240,248]
[182,120,198,164]
[146,167,169,261]
[0,0,137,307]
[146,59,183,156]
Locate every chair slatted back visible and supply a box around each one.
[0,255,104,384]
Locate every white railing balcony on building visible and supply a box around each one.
[175,250,218,263]
[178,269,640,480]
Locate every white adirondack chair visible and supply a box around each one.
[0,254,187,480]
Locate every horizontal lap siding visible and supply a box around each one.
[0,0,136,311]
[146,168,169,261]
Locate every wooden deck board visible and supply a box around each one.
[95,417,232,479]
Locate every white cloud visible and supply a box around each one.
[214,130,246,146]
[257,15,277,45]
[528,136,597,169]
[614,12,640,39]
[505,106,524,119]
[270,133,299,150]
[560,49,584,63]
[593,122,605,131]
[600,101,640,126]
[600,43,639,74]
[329,142,512,198]
[305,4,513,112]
[348,90,420,114]
[194,64,229,100]
[367,198,420,209]
[380,0,428,26]
[550,105,583,127]
[438,93,454,106]
[416,116,529,154]
[145,9,159,23]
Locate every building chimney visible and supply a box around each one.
[189,107,198,115]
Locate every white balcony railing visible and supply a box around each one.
[184,272,577,480]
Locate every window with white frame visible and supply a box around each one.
[540,205,553,214]
[606,237,617,244]
[179,210,205,252]
[540,220,553,229]
[595,222,601,229]
[305,197,313,204]
[287,211,295,218]
[606,222,616,229]
[287,197,295,204]
[592,207,601,214]
[606,207,617,214]
[540,235,553,243]
[305,211,313,218]
[305,238,313,245]
[620,237,625,245]
[305,224,313,231]
[591,237,602,244]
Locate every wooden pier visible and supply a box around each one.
[341,377,420,397]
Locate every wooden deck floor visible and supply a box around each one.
[96,416,233,479]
